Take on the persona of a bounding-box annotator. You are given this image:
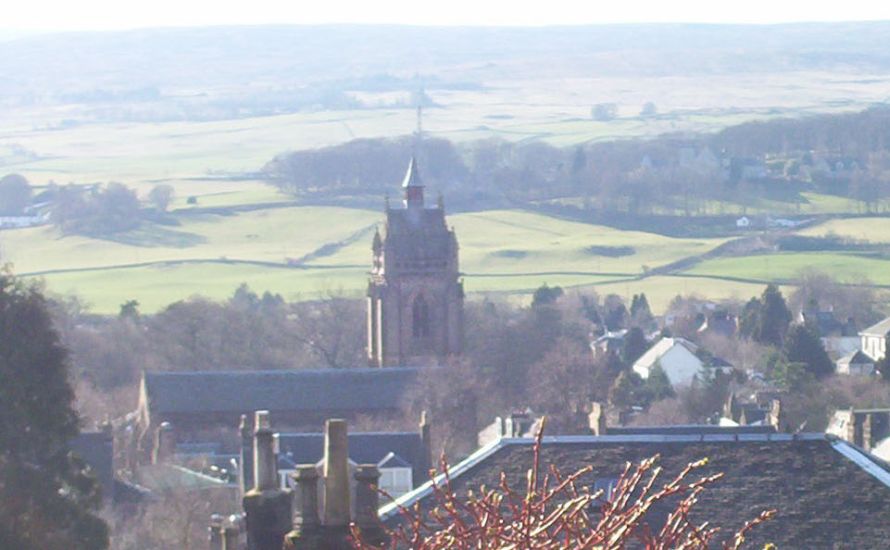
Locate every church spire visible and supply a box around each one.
[402,157,424,208]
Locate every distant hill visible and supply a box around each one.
[2,22,890,101]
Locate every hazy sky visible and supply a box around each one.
[5,0,890,31]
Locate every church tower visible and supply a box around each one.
[367,158,463,367]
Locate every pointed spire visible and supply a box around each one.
[402,156,423,189]
[402,157,424,208]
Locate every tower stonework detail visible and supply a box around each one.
[368,158,464,367]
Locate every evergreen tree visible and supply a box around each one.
[532,284,563,308]
[621,327,649,366]
[738,297,761,339]
[0,270,108,550]
[629,293,653,327]
[759,284,792,346]
[644,363,676,403]
[608,371,645,408]
[783,324,834,379]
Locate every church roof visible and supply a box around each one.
[142,368,421,415]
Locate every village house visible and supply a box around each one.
[631,337,733,387]
[860,317,890,362]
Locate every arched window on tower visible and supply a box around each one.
[412,295,430,339]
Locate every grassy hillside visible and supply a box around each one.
[684,252,890,285]
[5,208,732,312]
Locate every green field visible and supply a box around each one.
[799,217,890,243]
[4,207,736,313]
[684,252,890,286]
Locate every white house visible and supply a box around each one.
[632,337,733,387]
[736,216,751,228]
[861,317,890,362]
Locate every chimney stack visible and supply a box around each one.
[323,419,350,527]
[285,419,388,549]
[152,421,175,464]
[242,411,292,550]
[863,413,874,451]
[768,399,784,432]
[239,414,254,497]
[353,465,386,546]
[208,514,223,550]
[221,524,240,550]
[589,402,607,436]
[419,410,432,481]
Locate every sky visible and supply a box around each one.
[4,0,890,32]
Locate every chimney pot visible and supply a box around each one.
[291,466,320,530]
[253,416,277,492]
[208,514,224,550]
[221,524,239,550]
[323,419,350,527]
[589,402,607,436]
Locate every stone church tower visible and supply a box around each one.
[367,158,463,367]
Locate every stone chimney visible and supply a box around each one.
[862,413,874,451]
[768,399,784,432]
[323,419,350,528]
[284,420,389,550]
[419,410,432,481]
[353,465,386,546]
[589,402,607,436]
[243,411,292,550]
[239,414,254,498]
[208,514,223,550]
[152,421,175,464]
[222,524,240,550]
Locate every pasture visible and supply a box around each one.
[7,208,733,313]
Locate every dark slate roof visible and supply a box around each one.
[277,432,422,465]
[143,368,420,415]
[276,431,427,485]
[381,433,890,548]
[607,424,775,436]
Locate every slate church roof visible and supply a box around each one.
[141,367,421,415]
[381,433,890,548]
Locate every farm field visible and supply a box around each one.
[799,217,890,243]
[6,208,732,313]
[684,252,890,286]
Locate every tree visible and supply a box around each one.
[147,184,175,212]
[608,371,645,409]
[0,173,32,215]
[119,299,140,319]
[0,269,108,550]
[640,101,658,117]
[745,285,792,347]
[532,284,563,308]
[591,102,618,121]
[783,324,833,379]
[621,327,649,365]
[629,293,653,328]
[644,363,676,403]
